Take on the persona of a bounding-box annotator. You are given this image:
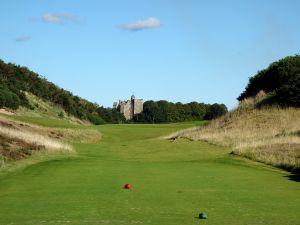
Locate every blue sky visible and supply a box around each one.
[1,0,300,109]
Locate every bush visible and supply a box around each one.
[87,113,105,125]
[276,74,300,107]
[238,55,300,107]
[0,89,20,110]
[204,104,228,120]
[58,112,64,118]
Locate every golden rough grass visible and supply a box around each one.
[0,92,102,169]
[167,96,300,172]
[0,125,73,152]
[0,108,14,115]
[0,115,102,169]
[47,128,102,144]
[0,115,101,144]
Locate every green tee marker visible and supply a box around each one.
[199,213,207,219]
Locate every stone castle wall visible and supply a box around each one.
[119,100,132,120]
[133,100,143,116]
[115,96,143,120]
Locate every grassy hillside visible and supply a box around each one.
[0,116,71,169]
[16,92,90,125]
[0,111,101,171]
[0,119,299,225]
[167,93,300,173]
[0,59,126,124]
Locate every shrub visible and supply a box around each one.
[204,104,228,120]
[58,112,64,118]
[87,113,105,125]
[238,55,300,107]
[0,89,20,110]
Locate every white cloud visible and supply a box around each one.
[15,36,31,42]
[41,13,80,24]
[121,17,161,31]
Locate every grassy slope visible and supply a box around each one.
[168,102,300,173]
[0,113,101,173]
[16,92,90,126]
[0,119,299,225]
[0,92,90,128]
[0,93,101,170]
[0,116,73,168]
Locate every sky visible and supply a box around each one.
[1,0,300,109]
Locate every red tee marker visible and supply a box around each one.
[124,183,131,189]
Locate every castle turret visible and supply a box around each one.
[116,95,143,120]
[131,95,135,119]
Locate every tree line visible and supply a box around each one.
[0,59,228,124]
[133,100,227,123]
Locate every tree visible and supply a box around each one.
[188,102,207,120]
[143,101,160,123]
[204,104,228,120]
[87,113,105,125]
[134,100,227,123]
[175,102,187,122]
[97,107,126,124]
[276,73,300,107]
[238,55,300,107]
[0,88,20,110]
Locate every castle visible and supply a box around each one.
[113,95,143,120]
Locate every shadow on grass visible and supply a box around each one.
[285,174,300,182]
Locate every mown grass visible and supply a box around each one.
[9,115,82,128]
[0,118,299,225]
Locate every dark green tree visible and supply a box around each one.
[0,88,20,110]
[134,100,226,123]
[204,104,228,120]
[238,55,300,107]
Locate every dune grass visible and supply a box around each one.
[0,119,299,225]
[0,125,73,151]
[0,114,102,172]
[167,93,300,173]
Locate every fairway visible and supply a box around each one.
[0,122,299,225]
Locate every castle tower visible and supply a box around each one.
[113,102,118,109]
[116,95,143,120]
[131,95,135,119]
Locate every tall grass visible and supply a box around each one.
[47,128,101,144]
[0,126,73,152]
[0,116,77,170]
[0,155,4,168]
[167,92,300,173]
